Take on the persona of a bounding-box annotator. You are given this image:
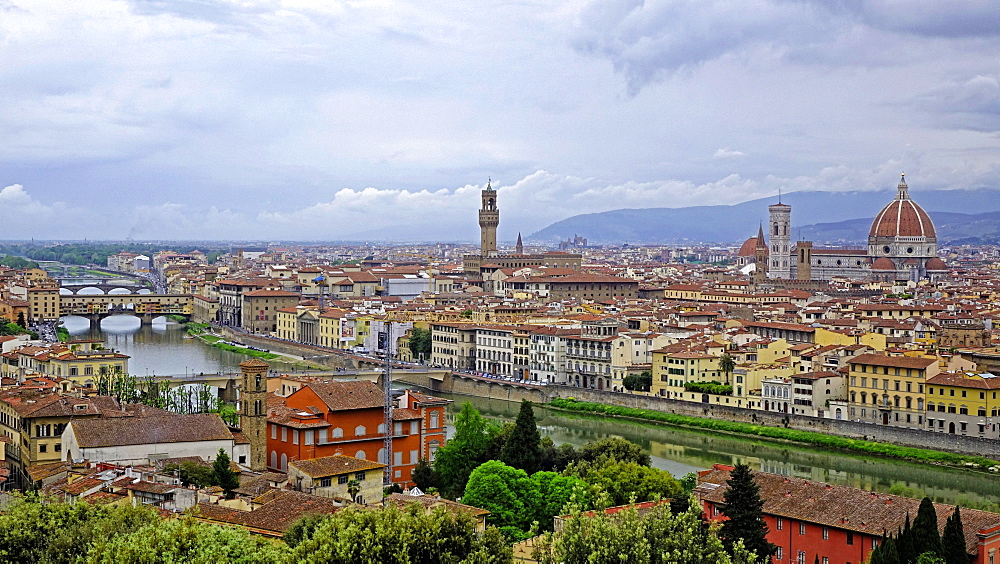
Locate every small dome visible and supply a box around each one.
[738,237,767,257]
[869,176,936,238]
[926,257,947,271]
[872,257,896,270]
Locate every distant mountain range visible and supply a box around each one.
[527,189,1000,245]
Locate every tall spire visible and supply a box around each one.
[486,177,493,191]
[896,173,909,200]
[515,232,523,255]
[755,223,766,249]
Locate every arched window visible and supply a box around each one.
[355,450,366,459]
[280,453,288,471]
[270,451,277,469]
[332,427,344,438]
[377,423,386,434]
[355,425,366,437]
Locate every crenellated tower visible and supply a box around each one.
[479,179,499,257]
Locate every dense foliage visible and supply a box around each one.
[461,460,590,541]
[683,381,733,395]
[623,370,652,392]
[548,398,1000,468]
[0,254,39,269]
[0,243,222,266]
[408,327,432,361]
[0,317,38,339]
[285,503,512,564]
[531,497,756,564]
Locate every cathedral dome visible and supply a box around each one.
[869,175,935,238]
[738,237,765,257]
[925,257,947,271]
[872,257,896,270]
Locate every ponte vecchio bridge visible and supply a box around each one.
[58,293,194,324]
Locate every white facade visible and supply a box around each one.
[62,426,247,467]
[768,203,792,279]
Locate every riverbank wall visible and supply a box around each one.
[553,387,1000,460]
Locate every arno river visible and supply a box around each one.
[63,314,1000,508]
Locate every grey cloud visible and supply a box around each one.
[913,75,1000,132]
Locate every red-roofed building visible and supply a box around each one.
[267,381,450,487]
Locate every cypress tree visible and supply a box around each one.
[719,463,777,562]
[870,536,900,564]
[912,497,943,558]
[499,400,542,474]
[212,448,240,499]
[941,507,968,564]
[897,515,916,564]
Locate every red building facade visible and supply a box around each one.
[267,381,450,487]
[696,464,1000,564]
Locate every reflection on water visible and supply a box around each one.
[441,393,1000,508]
[60,315,299,376]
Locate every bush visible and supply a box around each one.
[683,381,732,395]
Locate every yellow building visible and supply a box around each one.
[10,341,128,386]
[0,390,108,488]
[846,353,937,429]
[27,286,60,323]
[925,371,1000,437]
[651,351,721,399]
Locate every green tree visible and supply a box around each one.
[870,535,899,564]
[212,449,240,499]
[462,460,541,539]
[411,458,438,490]
[623,371,653,392]
[164,460,214,488]
[287,503,512,564]
[564,457,680,508]
[538,437,578,472]
[531,471,591,532]
[897,514,916,564]
[913,497,943,558]
[719,463,776,562]
[719,353,735,385]
[87,516,287,563]
[283,513,328,548]
[499,400,542,474]
[0,494,158,564]
[941,506,967,564]
[577,436,651,466]
[407,327,432,362]
[434,402,501,497]
[532,497,755,564]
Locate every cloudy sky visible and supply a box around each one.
[2,0,999,242]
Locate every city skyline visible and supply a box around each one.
[2,1,999,240]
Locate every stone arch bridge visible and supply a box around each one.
[59,294,193,325]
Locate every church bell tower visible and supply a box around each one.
[479,179,499,257]
[239,358,269,471]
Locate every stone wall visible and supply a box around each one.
[556,387,1000,459]
[219,328,356,370]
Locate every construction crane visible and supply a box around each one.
[381,321,393,487]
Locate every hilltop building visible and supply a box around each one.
[462,180,582,281]
[741,175,947,282]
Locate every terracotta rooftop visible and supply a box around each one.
[289,454,385,478]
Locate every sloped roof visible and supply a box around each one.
[70,413,234,448]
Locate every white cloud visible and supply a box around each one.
[713,148,745,159]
